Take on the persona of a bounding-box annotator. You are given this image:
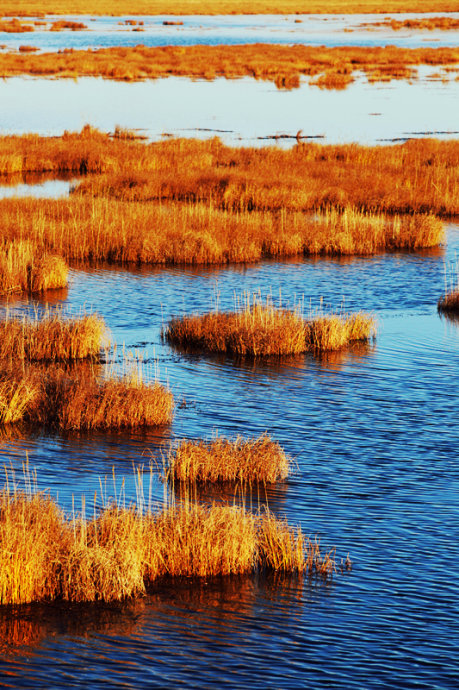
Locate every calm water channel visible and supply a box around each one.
[0,11,458,689]
[1,12,459,52]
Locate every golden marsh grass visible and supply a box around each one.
[438,262,459,314]
[167,435,291,484]
[0,43,458,87]
[0,363,174,430]
[0,477,336,605]
[2,1,458,15]
[0,131,456,216]
[164,294,376,357]
[0,198,444,267]
[0,312,107,362]
[0,240,68,295]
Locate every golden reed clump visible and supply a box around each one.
[0,240,68,295]
[167,435,291,484]
[0,481,336,605]
[0,364,174,430]
[0,42,458,87]
[0,198,445,266]
[0,312,107,362]
[164,295,376,357]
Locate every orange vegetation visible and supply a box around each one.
[0,198,444,266]
[167,435,291,483]
[0,239,67,295]
[164,294,376,357]
[0,480,335,605]
[0,312,106,362]
[0,363,174,429]
[362,16,459,30]
[0,44,458,87]
[0,130,456,216]
[1,1,458,16]
[438,263,459,313]
[0,19,34,33]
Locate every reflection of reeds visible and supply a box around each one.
[0,311,106,362]
[0,42,457,86]
[164,293,376,357]
[167,435,291,483]
[0,471,336,605]
[0,240,68,295]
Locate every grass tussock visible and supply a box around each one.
[0,312,107,362]
[167,435,291,483]
[0,43,457,87]
[0,240,68,295]
[0,363,174,430]
[0,197,445,267]
[0,480,336,605]
[0,19,34,33]
[164,294,376,357]
[0,1,457,16]
[0,130,456,217]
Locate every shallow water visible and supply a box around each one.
[0,71,458,146]
[0,223,458,686]
[1,13,459,52]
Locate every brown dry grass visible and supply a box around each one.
[167,435,291,483]
[0,362,174,430]
[164,294,376,357]
[0,198,444,267]
[0,43,458,87]
[1,1,458,16]
[0,312,106,362]
[0,477,335,605]
[438,262,459,313]
[362,16,459,30]
[0,239,68,295]
[0,130,456,216]
[0,19,34,33]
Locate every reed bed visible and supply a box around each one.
[0,198,446,267]
[0,240,68,295]
[0,364,174,430]
[0,43,457,86]
[0,481,335,605]
[1,1,457,16]
[167,435,291,484]
[2,1,456,15]
[0,312,106,362]
[362,16,459,30]
[164,296,376,357]
[0,131,456,216]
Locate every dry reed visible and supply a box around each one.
[0,130,456,216]
[164,294,376,357]
[0,240,68,295]
[0,476,336,605]
[362,16,459,31]
[0,312,106,362]
[1,1,458,17]
[0,199,446,268]
[0,363,174,430]
[0,43,458,86]
[167,435,291,483]
[438,262,459,314]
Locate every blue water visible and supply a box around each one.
[0,223,457,687]
[1,13,459,52]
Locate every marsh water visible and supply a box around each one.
[1,13,459,52]
[0,11,458,689]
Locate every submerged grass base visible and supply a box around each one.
[0,484,336,606]
[165,296,376,357]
